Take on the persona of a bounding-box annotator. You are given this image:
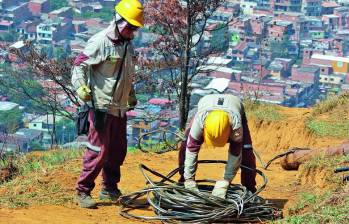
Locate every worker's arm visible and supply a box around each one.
[211,127,243,199]
[183,115,204,192]
[71,37,103,91]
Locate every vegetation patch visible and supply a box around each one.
[244,100,284,121]
[306,92,349,138]
[303,154,349,170]
[0,149,83,208]
[278,186,349,224]
[306,119,349,138]
[310,92,349,117]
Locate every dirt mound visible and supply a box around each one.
[249,107,344,153]
[0,106,348,224]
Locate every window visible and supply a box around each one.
[330,78,334,81]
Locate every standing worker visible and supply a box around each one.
[178,94,257,199]
[71,0,143,208]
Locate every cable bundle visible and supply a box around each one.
[119,160,283,223]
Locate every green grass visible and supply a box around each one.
[17,149,84,174]
[279,191,349,224]
[303,154,349,170]
[305,91,349,139]
[273,151,349,224]
[306,120,349,138]
[244,100,284,121]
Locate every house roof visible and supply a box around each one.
[312,54,349,63]
[297,66,319,73]
[322,2,339,8]
[207,57,232,65]
[0,20,13,26]
[0,101,19,111]
[30,115,63,124]
[30,0,48,3]
[204,78,230,93]
[148,98,173,105]
[15,128,43,139]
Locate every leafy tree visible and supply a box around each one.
[53,47,68,60]
[0,108,22,133]
[0,31,18,42]
[55,118,76,144]
[0,74,47,113]
[210,23,229,52]
[74,7,113,22]
[270,35,293,59]
[50,0,69,10]
[29,140,45,151]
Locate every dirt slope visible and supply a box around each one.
[0,107,347,224]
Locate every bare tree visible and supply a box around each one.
[0,42,78,148]
[144,0,232,129]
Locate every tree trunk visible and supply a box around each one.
[179,1,191,130]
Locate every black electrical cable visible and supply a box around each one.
[118,160,283,223]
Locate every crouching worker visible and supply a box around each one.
[71,0,143,208]
[179,94,257,199]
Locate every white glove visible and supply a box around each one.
[212,180,230,199]
[184,179,200,193]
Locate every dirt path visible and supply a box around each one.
[0,149,311,224]
[0,108,345,224]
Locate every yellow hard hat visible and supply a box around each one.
[115,0,144,27]
[204,110,231,147]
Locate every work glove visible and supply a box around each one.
[212,180,230,199]
[184,179,200,193]
[77,85,92,102]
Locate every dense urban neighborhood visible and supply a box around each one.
[0,0,349,153]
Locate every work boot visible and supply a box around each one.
[75,192,97,209]
[99,188,122,201]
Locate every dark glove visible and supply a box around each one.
[127,86,137,111]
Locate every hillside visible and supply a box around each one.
[0,97,348,224]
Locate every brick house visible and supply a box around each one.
[2,2,33,25]
[291,65,320,85]
[17,20,40,41]
[28,0,50,16]
[48,7,73,20]
[36,17,74,44]
[267,20,294,41]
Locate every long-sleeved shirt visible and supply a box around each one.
[71,21,136,117]
[184,94,245,181]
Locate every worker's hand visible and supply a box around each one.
[212,180,230,199]
[77,85,92,102]
[184,179,200,193]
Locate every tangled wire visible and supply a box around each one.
[119,160,283,223]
